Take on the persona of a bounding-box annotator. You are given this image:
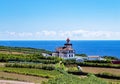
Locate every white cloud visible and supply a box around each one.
[6,31,16,36]
[6,32,33,37]
[1,30,120,40]
[42,30,56,36]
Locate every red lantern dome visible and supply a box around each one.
[66,38,70,43]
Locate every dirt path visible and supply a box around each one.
[0,80,34,84]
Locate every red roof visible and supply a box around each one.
[56,47,73,51]
[66,38,70,43]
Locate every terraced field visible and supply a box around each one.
[81,66,120,76]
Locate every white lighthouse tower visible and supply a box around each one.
[52,38,75,59]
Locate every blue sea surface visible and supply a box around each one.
[0,40,120,58]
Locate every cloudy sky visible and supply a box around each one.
[0,0,120,40]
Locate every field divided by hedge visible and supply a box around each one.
[5,63,55,70]
[0,67,61,78]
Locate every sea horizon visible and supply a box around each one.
[1,40,120,41]
[0,40,120,59]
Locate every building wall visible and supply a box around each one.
[87,56,105,61]
[57,50,75,58]
[87,57,99,61]
[52,53,58,57]
[67,53,74,58]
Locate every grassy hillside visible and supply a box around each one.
[0,46,51,54]
[0,46,120,84]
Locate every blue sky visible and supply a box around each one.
[0,0,120,40]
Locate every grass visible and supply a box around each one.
[100,77,120,84]
[43,72,120,84]
[43,72,108,84]
[76,62,120,69]
[5,63,55,70]
[81,66,120,83]
[0,67,62,78]
[0,62,58,83]
[0,64,120,84]
[67,66,120,83]
[0,46,52,55]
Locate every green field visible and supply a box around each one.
[0,67,61,78]
[0,46,120,84]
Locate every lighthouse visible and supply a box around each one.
[64,38,72,48]
[52,38,75,59]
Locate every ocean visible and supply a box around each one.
[0,40,120,58]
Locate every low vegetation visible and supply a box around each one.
[67,66,120,80]
[0,46,120,84]
[75,54,87,57]
[102,56,119,60]
[77,62,120,69]
[85,60,111,63]
[64,59,120,68]
[0,53,62,64]
[42,70,108,84]
[0,71,47,83]
[97,72,120,80]
[0,67,61,78]
[82,67,120,76]
[0,46,52,54]
[5,63,55,70]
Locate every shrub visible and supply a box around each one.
[67,67,79,72]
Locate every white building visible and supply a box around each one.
[42,53,51,57]
[52,38,75,59]
[87,56,105,61]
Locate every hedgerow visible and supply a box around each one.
[0,67,61,78]
[97,72,120,80]
[5,63,55,70]
[76,62,120,69]
[0,54,62,64]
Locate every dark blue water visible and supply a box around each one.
[0,40,120,58]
